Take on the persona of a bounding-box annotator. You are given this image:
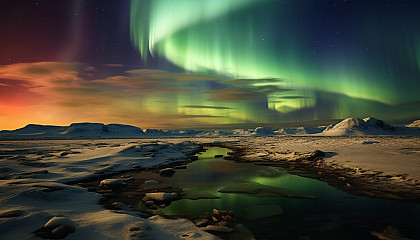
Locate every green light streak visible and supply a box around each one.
[130,0,420,123]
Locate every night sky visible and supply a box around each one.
[1,0,420,130]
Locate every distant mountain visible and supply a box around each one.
[1,118,419,139]
[321,117,419,136]
[0,123,144,139]
[65,123,144,138]
[277,126,325,135]
[406,120,420,128]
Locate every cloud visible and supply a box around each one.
[225,78,285,85]
[5,62,381,131]
[0,62,82,90]
[0,79,45,106]
[125,69,168,75]
[93,75,196,94]
[183,105,234,110]
[0,62,236,129]
[126,68,221,81]
[104,63,125,67]
[93,75,171,88]
[203,85,291,102]
[203,88,256,102]
[165,114,222,119]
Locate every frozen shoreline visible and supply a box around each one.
[0,139,216,240]
[1,136,420,239]
[216,136,420,202]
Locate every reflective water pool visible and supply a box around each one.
[136,147,420,239]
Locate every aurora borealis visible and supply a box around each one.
[1,0,420,130]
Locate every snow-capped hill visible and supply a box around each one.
[165,129,204,136]
[324,118,364,132]
[362,117,395,131]
[66,123,145,138]
[17,124,64,132]
[66,123,108,137]
[228,127,276,136]
[143,129,166,135]
[17,124,65,134]
[406,120,420,128]
[0,124,66,138]
[1,118,418,139]
[282,126,326,135]
[0,123,144,139]
[104,124,144,136]
[274,128,287,135]
[230,128,253,136]
[254,126,275,136]
[321,117,396,136]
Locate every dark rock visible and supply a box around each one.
[99,179,126,190]
[159,168,175,177]
[143,192,180,202]
[309,150,325,159]
[200,225,234,233]
[194,219,209,227]
[60,152,70,157]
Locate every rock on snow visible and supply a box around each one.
[99,179,126,190]
[143,192,180,202]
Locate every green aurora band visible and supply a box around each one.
[130,0,420,123]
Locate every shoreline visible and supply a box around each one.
[216,138,420,203]
[80,138,420,239]
[3,136,419,239]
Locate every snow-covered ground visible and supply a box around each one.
[0,139,217,240]
[1,117,420,239]
[214,134,420,202]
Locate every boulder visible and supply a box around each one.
[194,219,209,227]
[159,168,175,177]
[99,179,126,190]
[144,180,159,186]
[143,192,180,202]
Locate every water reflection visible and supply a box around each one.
[136,147,420,239]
